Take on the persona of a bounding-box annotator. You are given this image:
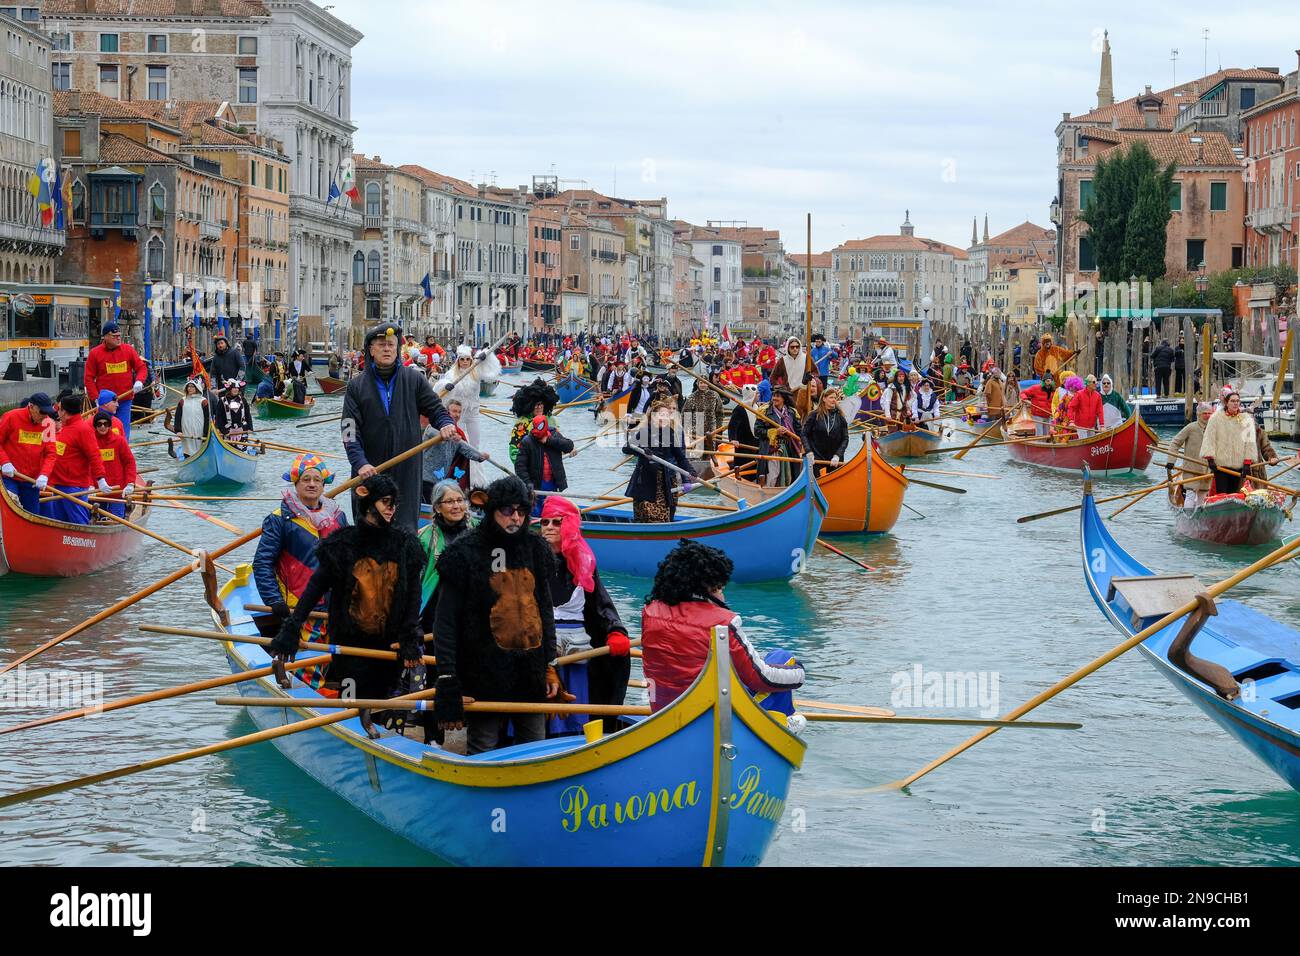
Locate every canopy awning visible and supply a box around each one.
[1212,351,1279,365]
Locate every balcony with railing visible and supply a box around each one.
[365,281,382,295]
[1248,202,1295,230]
[1174,97,1229,132]
[364,215,383,230]
[200,219,222,242]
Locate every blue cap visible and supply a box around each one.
[97,389,118,407]
[101,322,121,334]
[27,392,55,415]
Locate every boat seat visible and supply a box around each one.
[1106,574,1206,630]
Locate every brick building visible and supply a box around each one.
[1242,56,1300,273]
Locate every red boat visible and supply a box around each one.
[1003,411,1158,476]
[316,375,347,394]
[0,482,153,577]
[1168,486,1290,545]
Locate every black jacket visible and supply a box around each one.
[622,424,694,502]
[802,407,850,462]
[205,347,246,385]
[1152,344,1175,369]
[514,430,574,490]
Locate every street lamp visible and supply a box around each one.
[920,293,934,363]
[1195,262,1208,307]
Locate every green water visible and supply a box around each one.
[3,384,1300,866]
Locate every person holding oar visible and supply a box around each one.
[91,411,138,518]
[761,386,803,487]
[1166,401,1214,509]
[0,392,57,513]
[270,473,425,740]
[214,378,254,441]
[253,454,348,694]
[43,394,111,524]
[514,414,574,516]
[420,400,488,501]
[623,398,698,521]
[167,378,210,459]
[435,343,501,489]
[84,320,146,438]
[538,494,631,735]
[641,539,804,721]
[1200,389,1260,495]
[801,385,849,477]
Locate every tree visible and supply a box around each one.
[1079,142,1175,283]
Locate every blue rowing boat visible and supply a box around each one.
[556,371,597,406]
[583,462,827,582]
[876,427,944,459]
[214,567,805,865]
[175,428,259,488]
[1080,479,1300,792]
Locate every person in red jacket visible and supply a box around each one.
[756,342,778,378]
[641,539,805,716]
[0,391,58,513]
[91,410,139,517]
[84,321,146,439]
[43,394,110,524]
[1019,372,1057,423]
[1069,373,1105,437]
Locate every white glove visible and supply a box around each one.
[34,474,48,491]
[786,713,807,736]
[97,478,111,493]
[831,455,841,465]
[474,350,487,362]
[123,483,135,498]
[1,462,13,478]
[133,381,144,393]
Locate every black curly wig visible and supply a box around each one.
[484,474,533,516]
[511,377,560,418]
[354,473,399,519]
[646,539,734,605]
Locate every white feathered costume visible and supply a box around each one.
[435,344,502,488]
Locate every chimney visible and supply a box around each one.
[190,126,201,146]
[69,90,82,114]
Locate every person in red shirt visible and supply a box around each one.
[84,321,146,439]
[43,394,110,524]
[0,392,57,513]
[756,342,777,377]
[1020,372,1057,421]
[91,410,139,517]
[1069,373,1105,437]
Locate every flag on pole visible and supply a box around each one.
[341,161,359,205]
[420,273,433,300]
[327,175,341,205]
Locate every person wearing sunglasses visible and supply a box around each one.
[90,411,138,517]
[433,475,567,753]
[537,494,631,736]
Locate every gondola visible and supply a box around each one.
[255,395,316,419]
[876,426,944,460]
[1004,409,1157,476]
[316,376,347,395]
[0,480,152,577]
[583,461,827,582]
[556,371,597,406]
[174,427,260,487]
[1081,477,1300,792]
[1167,484,1290,546]
[712,435,906,534]
[521,359,556,373]
[213,566,805,865]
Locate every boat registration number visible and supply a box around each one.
[1089,444,1113,457]
[61,535,96,549]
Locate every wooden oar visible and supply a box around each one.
[87,496,246,535]
[953,418,1002,461]
[630,447,742,504]
[893,469,967,495]
[0,433,447,677]
[131,404,172,426]
[553,638,643,666]
[245,603,328,621]
[1019,477,1200,524]
[883,528,1300,791]
[294,414,342,428]
[0,654,332,737]
[802,713,1081,730]
[794,698,894,717]
[904,467,1000,480]
[140,624,437,667]
[816,537,878,572]
[1151,446,1300,498]
[15,472,234,573]
[216,696,652,717]
[0,685,441,809]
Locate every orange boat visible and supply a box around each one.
[711,434,906,534]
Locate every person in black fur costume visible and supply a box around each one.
[270,473,427,739]
[433,475,567,754]
[508,377,560,464]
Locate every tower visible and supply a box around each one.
[1097,30,1114,108]
[901,209,914,237]
[971,217,978,247]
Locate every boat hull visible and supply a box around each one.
[0,481,150,576]
[255,397,315,419]
[556,372,597,406]
[1081,487,1300,792]
[215,571,804,865]
[176,429,259,488]
[521,359,556,373]
[317,376,347,395]
[479,380,499,398]
[1171,495,1289,545]
[877,428,943,460]
[584,464,826,582]
[1008,411,1156,475]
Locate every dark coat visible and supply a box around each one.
[514,430,574,490]
[205,347,246,384]
[434,522,557,702]
[622,424,694,502]
[802,407,850,462]
[342,363,454,530]
[1152,343,1175,369]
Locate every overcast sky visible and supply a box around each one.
[332,0,1300,253]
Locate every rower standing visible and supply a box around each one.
[44,394,111,524]
[83,321,146,438]
[0,392,57,513]
[91,411,138,517]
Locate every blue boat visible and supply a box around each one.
[214,567,806,865]
[1080,478,1300,792]
[583,462,827,582]
[556,371,597,406]
[175,427,260,488]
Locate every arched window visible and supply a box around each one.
[149,182,165,223]
[366,250,380,283]
[70,180,85,223]
[146,236,164,277]
[365,182,380,218]
[352,250,364,284]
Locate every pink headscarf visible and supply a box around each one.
[540,494,596,592]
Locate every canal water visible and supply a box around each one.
[2,378,1299,866]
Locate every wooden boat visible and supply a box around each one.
[1081,478,1300,792]
[316,375,347,395]
[877,427,944,459]
[1004,410,1157,476]
[0,480,152,577]
[175,427,260,487]
[213,566,805,865]
[596,384,634,423]
[255,395,315,419]
[584,462,826,582]
[521,359,556,373]
[556,372,597,406]
[713,435,907,534]
[1167,485,1290,546]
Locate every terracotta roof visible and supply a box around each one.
[353,153,395,172]
[55,92,261,149]
[54,89,163,120]
[95,132,179,166]
[1073,128,1242,167]
[42,0,269,16]
[836,234,969,258]
[985,221,1055,246]
[1067,68,1285,129]
[187,122,253,147]
[397,164,480,198]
